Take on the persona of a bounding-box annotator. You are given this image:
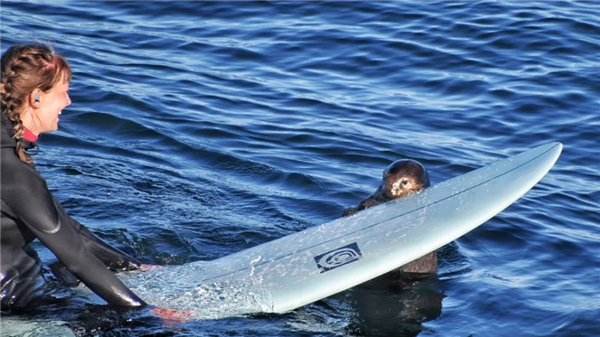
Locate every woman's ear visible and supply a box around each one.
[29,90,42,107]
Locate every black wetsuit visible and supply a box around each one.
[1,117,145,309]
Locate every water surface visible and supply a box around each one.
[1,1,599,336]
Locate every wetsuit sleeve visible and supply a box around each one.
[1,163,145,307]
[55,199,141,271]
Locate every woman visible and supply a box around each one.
[1,44,146,310]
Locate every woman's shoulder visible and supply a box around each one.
[1,145,46,191]
[0,118,55,221]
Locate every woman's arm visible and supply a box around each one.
[2,161,145,307]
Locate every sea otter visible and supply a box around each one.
[343,159,438,277]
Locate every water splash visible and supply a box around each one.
[120,261,274,320]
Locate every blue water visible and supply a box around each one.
[2,1,599,336]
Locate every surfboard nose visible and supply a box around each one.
[552,142,563,157]
[545,142,563,169]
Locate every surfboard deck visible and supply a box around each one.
[120,142,562,317]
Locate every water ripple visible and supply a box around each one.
[2,1,599,336]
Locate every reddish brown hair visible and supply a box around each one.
[1,44,72,162]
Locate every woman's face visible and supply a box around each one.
[33,74,71,134]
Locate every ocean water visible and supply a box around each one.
[1,1,599,336]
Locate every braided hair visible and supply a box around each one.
[1,44,72,162]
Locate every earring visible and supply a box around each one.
[34,91,40,102]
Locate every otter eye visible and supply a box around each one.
[402,179,409,186]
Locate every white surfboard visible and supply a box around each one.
[120,142,562,318]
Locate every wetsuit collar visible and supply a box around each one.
[23,128,38,142]
[0,117,38,151]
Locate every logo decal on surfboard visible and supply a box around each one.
[314,242,363,273]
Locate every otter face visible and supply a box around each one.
[343,159,431,217]
[379,160,430,200]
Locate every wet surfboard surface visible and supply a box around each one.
[119,142,562,318]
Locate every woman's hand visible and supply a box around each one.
[139,264,164,271]
[151,307,196,323]
[141,265,197,322]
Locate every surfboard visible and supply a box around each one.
[120,142,562,318]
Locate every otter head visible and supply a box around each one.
[378,159,430,200]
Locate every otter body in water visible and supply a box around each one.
[343,159,438,277]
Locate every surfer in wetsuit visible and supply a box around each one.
[0,44,146,311]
